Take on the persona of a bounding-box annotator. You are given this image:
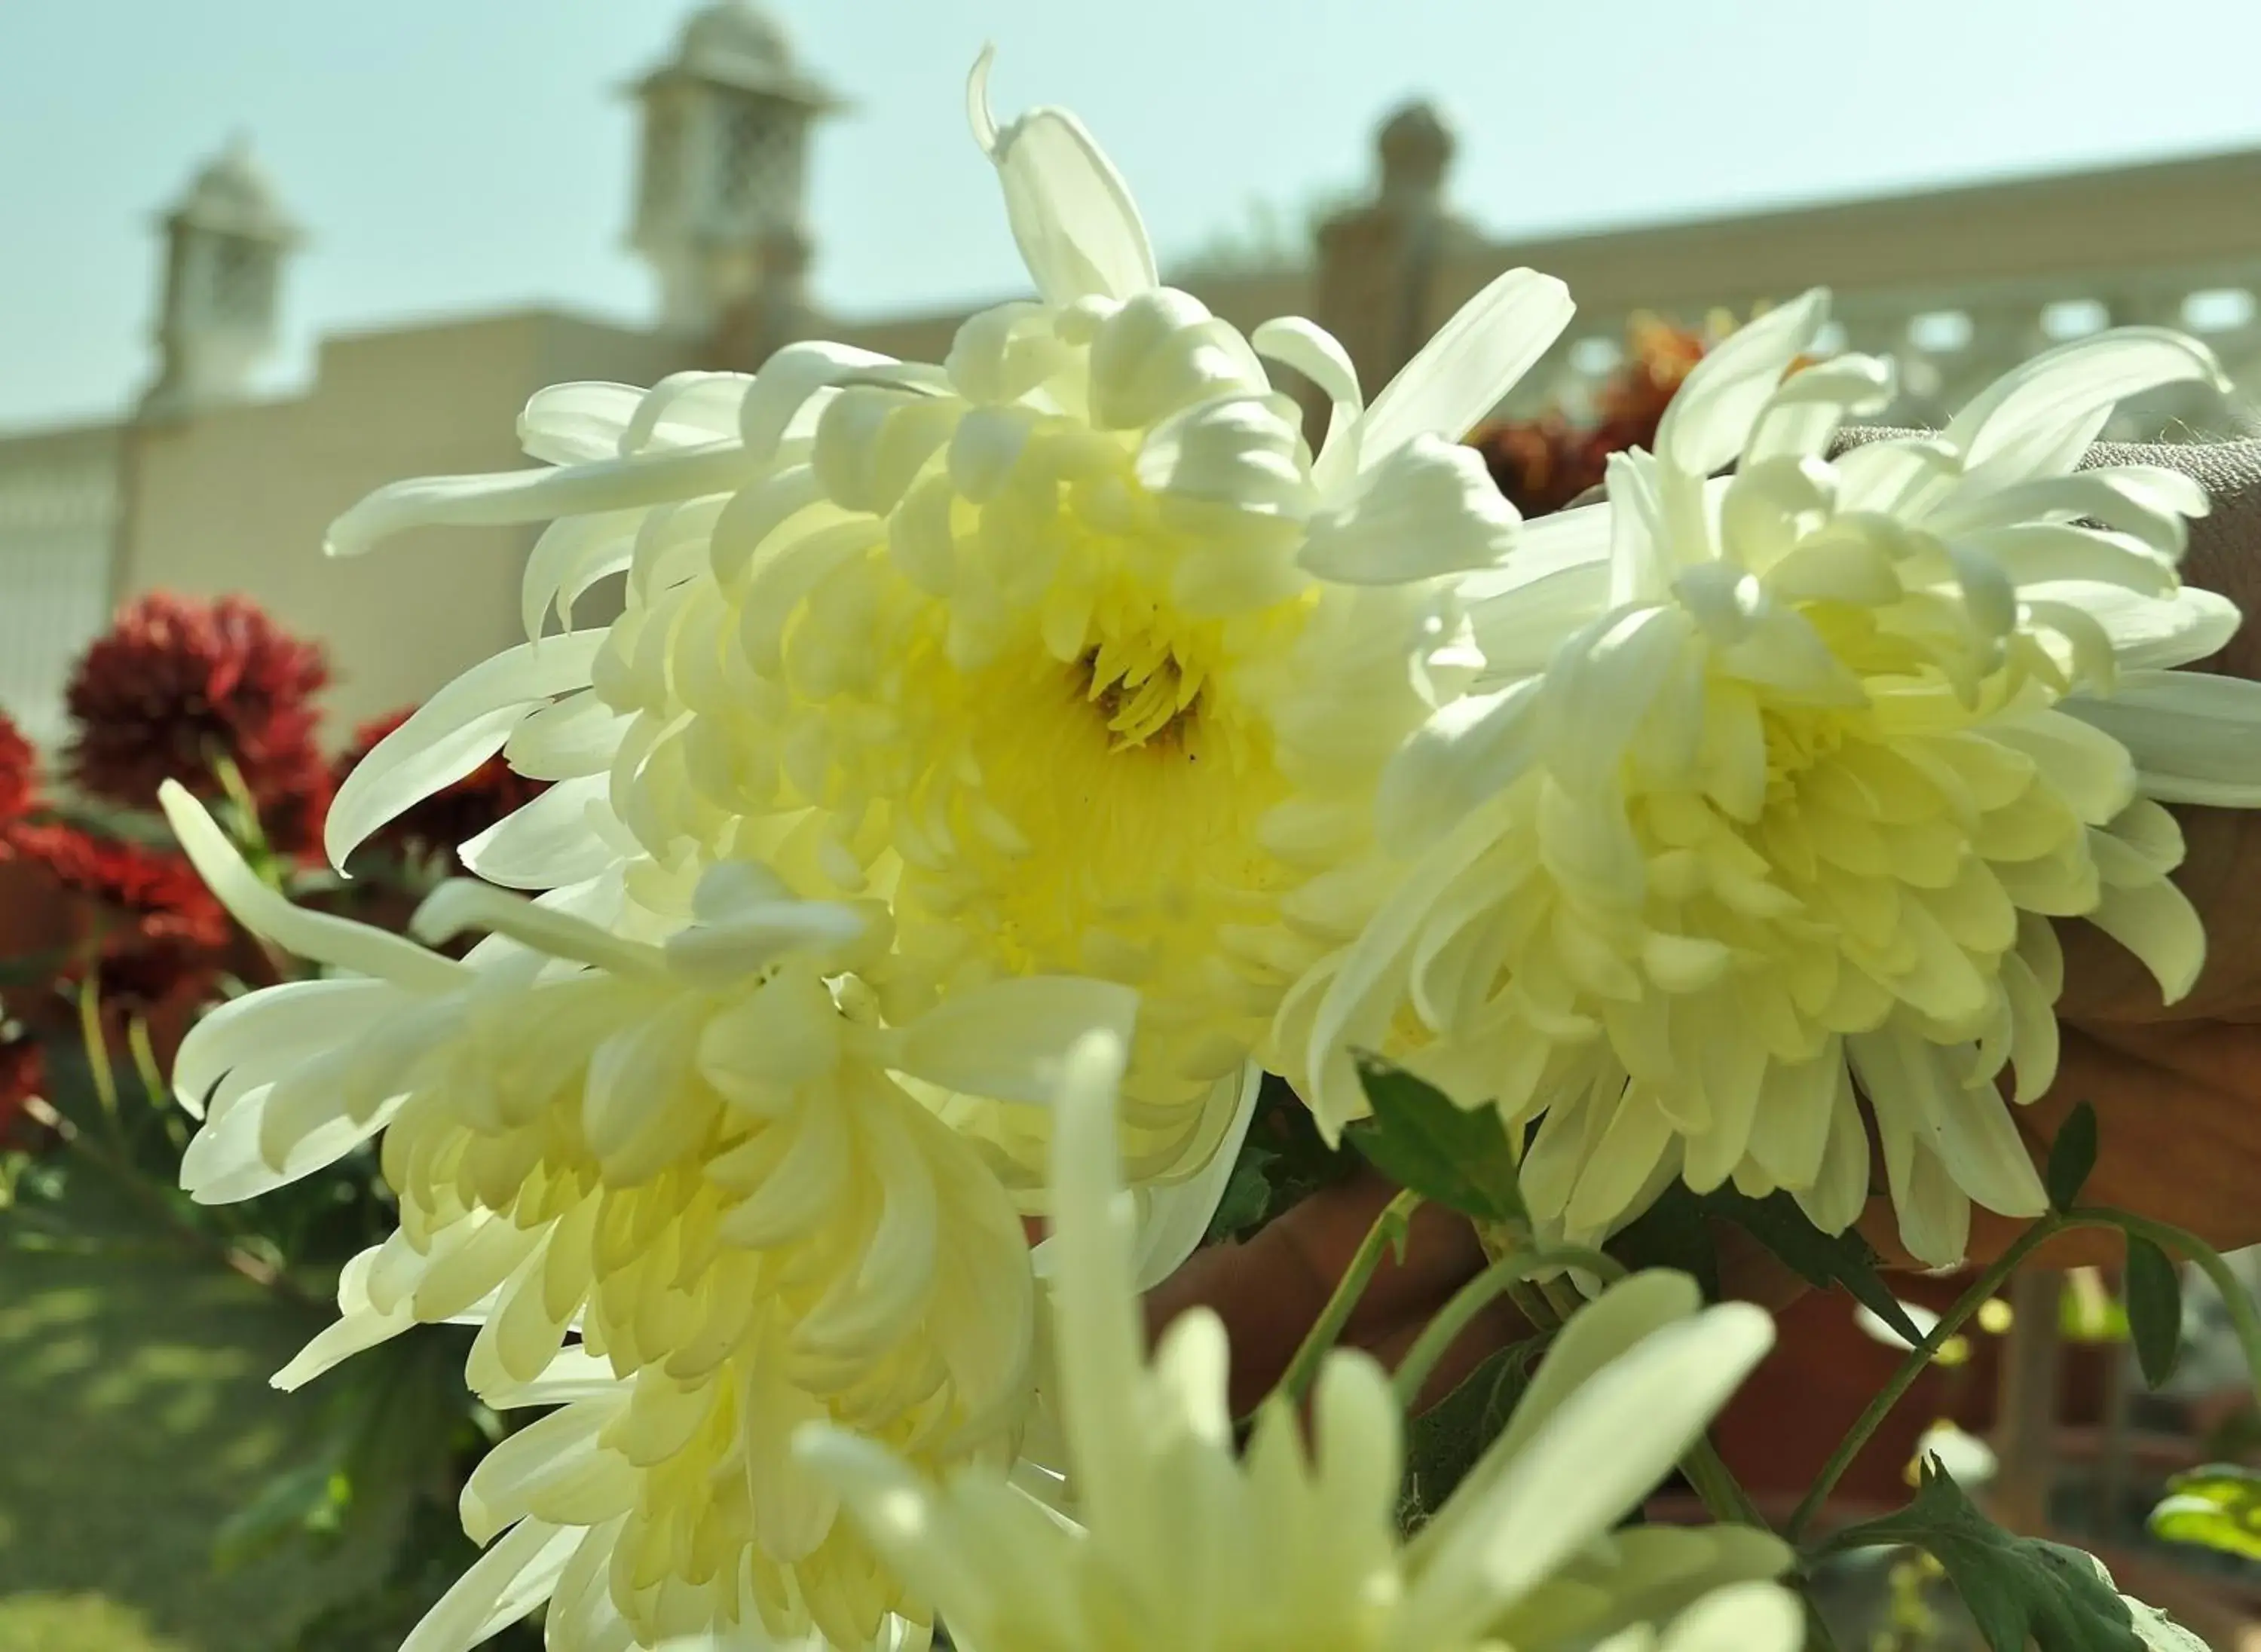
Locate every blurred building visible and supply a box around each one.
[2,0,2259,745]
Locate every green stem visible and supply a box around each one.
[1503,1277,1554,1334]
[1801,1588,1846,1652]
[2073,1205,2261,1406]
[1536,1273,1586,1326]
[1391,1243,1623,1409]
[22,1095,326,1313]
[126,1016,166,1107]
[1683,1433,1770,1528]
[76,980,121,1133]
[1265,1188,1424,1413]
[1788,1213,2064,1543]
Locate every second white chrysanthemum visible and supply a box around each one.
[1299,290,2261,1265]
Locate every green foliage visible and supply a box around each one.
[1203,1072,1357,1245]
[1607,1180,1722,1302]
[1398,1336,1548,1532]
[216,1327,502,1577]
[1707,1188,1926,1348]
[1344,1054,1528,1228]
[1602,1179,1920,1346]
[2045,1101,2099,1213]
[2149,1464,2261,1562]
[1827,1459,2163,1652]
[277,1494,542,1652]
[2122,1235,2185,1389]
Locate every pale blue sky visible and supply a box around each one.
[5,0,2261,432]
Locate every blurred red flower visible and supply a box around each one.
[1468,314,1714,519]
[0,1027,45,1145]
[6,821,231,1015]
[0,711,38,828]
[63,593,330,850]
[332,708,549,870]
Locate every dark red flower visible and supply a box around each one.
[6,821,231,1014]
[256,754,336,861]
[63,593,330,830]
[1468,315,1712,519]
[0,711,37,828]
[0,1028,45,1145]
[332,708,549,870]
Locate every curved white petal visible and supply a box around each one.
[1351,268,1574,473]
[1377,679,1543,849]
[890,976,1140,1106]
[1045,1029,1148,1528]
[399,1518,577,1652]
[518,382,645,465]
[1403,1302,1774,1644]
[161,784,467,992]
[174,976,402,1119]
[620,369,755,452]
[2061,669,2261,805]
[1945,327,2227,481]
[1742,351,1895,465]
[458,776,623,891]
[1253,315,1365,492]
[1300,434,1522,584]
[968,48,1157,307]
[1124,1062,1264,1291]
[326,633,604,868]
[1656,289,1828,480]
[326,443,754,558]
[1658,1581,1806,1652]
[412,879,663,979]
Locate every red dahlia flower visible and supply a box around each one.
[8,821,231,1014]
[0,1028,44,1144]
[0,711,37,828]
[63,592,330,823]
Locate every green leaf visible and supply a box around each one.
[1607,1181,1722,1301]
[2123,1235,2183,1389]
[1703,1187,1925,1348]
[1400,1336,1547,1532]
[213,1459,350,1571]
[1345,1054,1528,1227]
[2123,1595,2214,1652]
[2149,1463,2261,1562]
[1202,1140,1279,1244]
[2045,1100,2099,1213]
[1827,1458,2146,1652]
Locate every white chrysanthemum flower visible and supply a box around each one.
[800,1029,1800,1652]
[161,782,1215,1650]
[1298,289,2261,1266]
[317,53,1572,1189]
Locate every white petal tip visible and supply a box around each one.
[965,46,1000,154]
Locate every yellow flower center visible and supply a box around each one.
[915,565,1298,993]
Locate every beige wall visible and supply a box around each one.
[0,422,122,745]
[68,135,2261,751]
[117,310,693,737]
